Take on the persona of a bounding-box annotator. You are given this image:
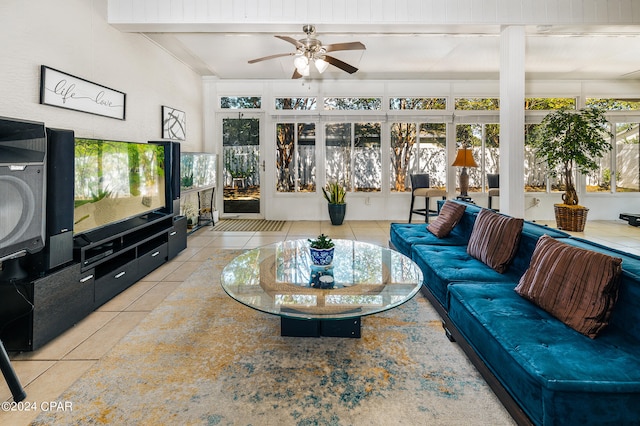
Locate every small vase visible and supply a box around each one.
[309,247,335,265]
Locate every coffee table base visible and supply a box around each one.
[280,317,361,338]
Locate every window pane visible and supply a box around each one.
[276,123,316,193]
[220,96,261,109]
[524,124,547,192]
[276,123,295,192]
[390,123,416,192]
[587,99,640,111]
[455,124,482,192]
[324,98,381,110]
[297,123,316,192]
[275,97,317,110]
[416,123,447,189]
[485,124,500,182]
[525,98,576,110]
[353,123,381,192]
[586,122,613,193]
[325,123,352,188]
[389,98,446,110]
[616,122,640,192]
[455,98,499,110]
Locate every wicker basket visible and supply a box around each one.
[554,204,588,232]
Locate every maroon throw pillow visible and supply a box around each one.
[427,201,466,238]
[515,235,622,339]
[467,209,523,273]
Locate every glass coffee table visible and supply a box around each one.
[221,239,423,338]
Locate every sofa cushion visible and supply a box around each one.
[467,209,524,273]
[448,283,640,426]
[389,223,468,257]
[515,235,623,338]
[411,244,517,309]
[562,237,640,342]
[427,200,466,238]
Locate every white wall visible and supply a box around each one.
[0,0,203,150]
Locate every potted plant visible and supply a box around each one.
[322,182,347,225]
[308,233,335,265]
[530,106,613,231]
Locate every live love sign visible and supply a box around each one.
[39,66,126,120]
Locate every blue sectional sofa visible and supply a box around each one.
[389,201,640,426]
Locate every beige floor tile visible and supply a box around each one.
[12,311,119,361]
[0,360,96,426]
[0,360,55,401]
[124,281,183,312]
[208,235,253,248]
[141,259,184,282]
[97,280,157,311]
[161,261,201,281]
[63,312,148,360]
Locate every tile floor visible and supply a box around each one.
[2,218,640,425]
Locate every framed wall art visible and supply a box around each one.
[39,65,126,120]
[162,106,186,140]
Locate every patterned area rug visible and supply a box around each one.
[33,250,514,425]
[214,219,286,232]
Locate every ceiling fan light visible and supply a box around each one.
[299,64,310,76]
[294,55,308,72]
[315,58,329,73]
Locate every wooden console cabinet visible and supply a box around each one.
[0,213,187,351]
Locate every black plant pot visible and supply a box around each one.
[328,203,346,225]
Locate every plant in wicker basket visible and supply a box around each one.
[529,106,613,231]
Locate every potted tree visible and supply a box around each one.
[530,106,613,231]
[322,182,347,225]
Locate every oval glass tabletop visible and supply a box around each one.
[221,239,423,321]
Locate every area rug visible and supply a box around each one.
[214,219,286,232]
[33,250,514,426]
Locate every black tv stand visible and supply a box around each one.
[0,213,187,351]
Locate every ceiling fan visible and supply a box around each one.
[248,25,366,78]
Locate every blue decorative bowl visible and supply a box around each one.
[309,247,334,265]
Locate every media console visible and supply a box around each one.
[0,213,187,351]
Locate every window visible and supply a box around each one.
[455,123,499,193]
[275,97,317,110]
[390,122,446,192]
[324,98,381,110]
[525,98,576,110]
[614,122,640,192]
[389,98,446,110]
[276,123,316,192]
[325,122,382,192]
[220,96,261,109]
[455,98,499,110]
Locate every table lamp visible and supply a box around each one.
[451,146,478,197]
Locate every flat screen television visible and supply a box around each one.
[73,138,166,235]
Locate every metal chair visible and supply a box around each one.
[487,173,500,210]
[408,174,447,223]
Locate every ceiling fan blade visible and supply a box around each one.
[325,41,366,52]
[292,69,303,79]
[248,52,294,64]
[324,55,358,74]
[275,35,304,49]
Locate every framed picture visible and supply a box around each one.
[162,106,186,140]
[39,66,126,120]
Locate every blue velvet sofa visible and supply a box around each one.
[389,201,640,425]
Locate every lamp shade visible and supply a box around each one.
[451,147,478,168]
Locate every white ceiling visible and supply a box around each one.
[140,24,640,81]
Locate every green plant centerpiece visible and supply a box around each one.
[322,182,347,225]
[530,106,613,231]
[308,233,335,266]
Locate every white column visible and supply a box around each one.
[499,26,526,218]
